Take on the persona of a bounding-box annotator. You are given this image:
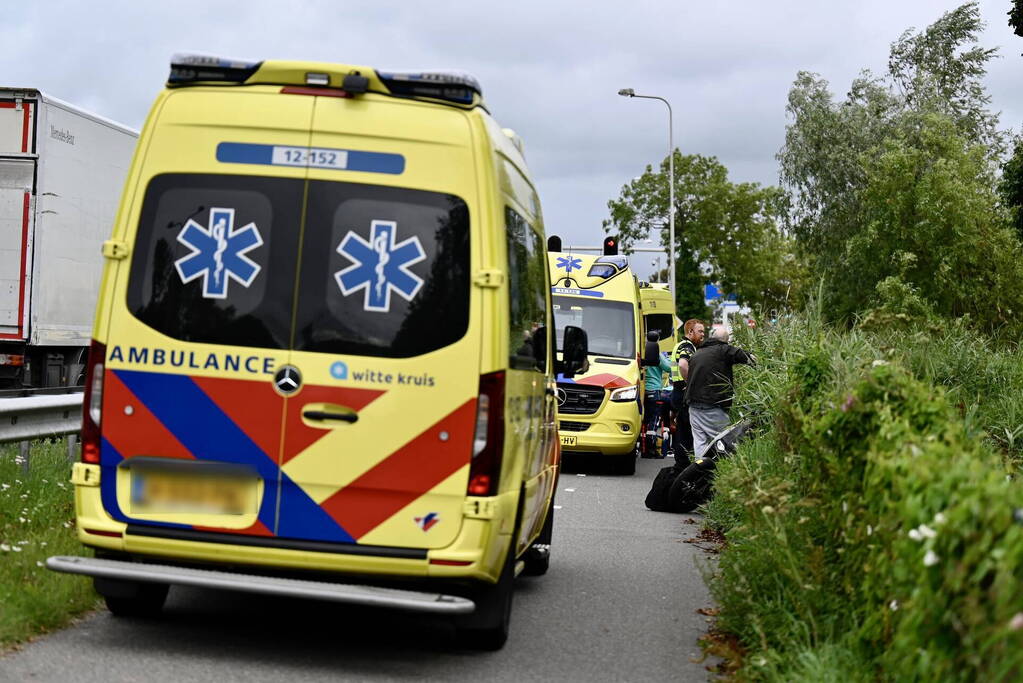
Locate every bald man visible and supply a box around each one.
[685,326,755,460]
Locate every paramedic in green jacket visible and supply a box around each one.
[670,319,706,466]
[642,331,673,458]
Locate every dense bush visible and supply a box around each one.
[705,313,1023,680]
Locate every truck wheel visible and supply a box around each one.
[521,496,554,577]
[94,577,169,618]
[454,541,515,650]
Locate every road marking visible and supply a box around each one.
[564,488,576,492]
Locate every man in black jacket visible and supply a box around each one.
[685,326,755,459]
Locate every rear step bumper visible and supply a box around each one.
[47,555,475,615]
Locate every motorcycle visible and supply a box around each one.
[667,419,754,513]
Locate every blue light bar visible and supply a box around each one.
[376,70,482,105]
[168,53,263,85]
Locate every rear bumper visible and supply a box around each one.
[72,464,517,583]
[47,555,474,615]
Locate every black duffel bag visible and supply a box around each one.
[644,464,685,512]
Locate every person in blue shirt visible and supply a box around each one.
[642,331,673,458]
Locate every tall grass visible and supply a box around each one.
[705,312,1023,680]
[0,442,97,649]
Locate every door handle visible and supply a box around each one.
[302,410,358,423]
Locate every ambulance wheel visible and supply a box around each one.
[95,577,168,618]
[455,543,515,651]
[521,497,554,577]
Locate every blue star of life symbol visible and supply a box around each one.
[335,220,426,312]
[556,256,582,273]
[174,207,263,299]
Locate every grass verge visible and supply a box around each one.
[0,441,98,650]
[702,310,1023,680]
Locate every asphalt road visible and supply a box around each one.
[2,456,718,682]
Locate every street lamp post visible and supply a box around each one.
[618,88,675,301]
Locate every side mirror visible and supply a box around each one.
[531,325,547,368]
[556,325,589,378]
[642,340,661,367]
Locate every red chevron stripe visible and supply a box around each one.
[319,399,476,539]
[103,370,194,462]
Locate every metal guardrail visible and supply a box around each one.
[0,391,84,471]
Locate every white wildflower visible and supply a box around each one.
[1,483,9,490]
[917,524,937,539]
[867,525,873,536]
[11,545,21,553]
[19,493,27,499]
[1010,613,1023,631]
[923,550,939,567]
[872,359,888,367]
[908,528,923,542]
[762,505,775,514]
[16,540,28,545]
[18,517,26,523]
[35,561,43,568]
[0,543,9,552]
[842,501,848,514]
[889,600,899,611]
[934,512,947,525]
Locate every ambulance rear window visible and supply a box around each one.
[126,175,469,357]
[293,181,470,358]
[126,173,303,349]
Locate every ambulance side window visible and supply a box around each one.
[505,206,547,372]
[646,313,673,341]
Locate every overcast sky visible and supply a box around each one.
[5,1,1020,278]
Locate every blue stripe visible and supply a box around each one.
[113,370,353,541]
[346,149,405,174]
[216,142,404,175]
[216,142,274,165]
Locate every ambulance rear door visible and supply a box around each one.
[278,95,482,550]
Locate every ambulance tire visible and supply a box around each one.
[454,542,515,651]
[95,577,169,618]
[521,496,554,577]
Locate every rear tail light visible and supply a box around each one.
[467,371,505,496]
[81,340,106,464]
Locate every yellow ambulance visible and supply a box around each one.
[548,248,644,475]
[639,282,677,355]
[47,54,590,650]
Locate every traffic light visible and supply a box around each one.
[603,235,618,255]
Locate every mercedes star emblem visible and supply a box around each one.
[556,388,567,407]
[274,365,302,395]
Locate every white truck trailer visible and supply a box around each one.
[0,88,137,387]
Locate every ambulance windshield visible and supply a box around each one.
[552,296,635,359]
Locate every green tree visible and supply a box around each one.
[779,2,1018,328]
[1000,136,1023,240]
[604,151,802,317]
[1010,0,1023,36]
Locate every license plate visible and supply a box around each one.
[131,465,256,515]
[560,435,577,447]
